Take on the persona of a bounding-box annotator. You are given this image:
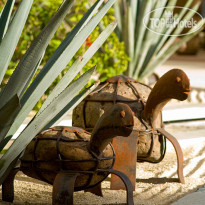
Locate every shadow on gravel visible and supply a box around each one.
[136,177,179,184]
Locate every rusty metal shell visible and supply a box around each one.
[73,75,151,129]
[20,126,115,191]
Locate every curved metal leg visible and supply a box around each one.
[157,128,185,184]
[52,171,77,205]
[2,168,19,202]
[98,169,134,205]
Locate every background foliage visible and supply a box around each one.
[114,0,205,80]
[67,0,129,82]
[0,0,66,85]
[0,0,128,110]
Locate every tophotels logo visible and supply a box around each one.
[143,6,203,36]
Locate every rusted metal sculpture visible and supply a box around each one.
[143,68,190,128]
[73,68,190,190]
[2,103,134,205]
[73,75,165,163]
[143,69,190,185]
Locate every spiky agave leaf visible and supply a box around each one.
[0,0,15,41]
[0,0,114,145]
[0,0,33,84]
[37,21,117,116]
[0,0,74,109]
[114,0,205,80]
[0,67,96,184]
[140,18,205,79]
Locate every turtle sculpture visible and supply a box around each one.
[73,75,164,162]
[73,69,190,185]
[2,103,135,205]
[73,68,190,162]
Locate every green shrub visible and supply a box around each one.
[67,0,129,82]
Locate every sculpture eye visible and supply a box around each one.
[120,110,126,118]
[176,76,181,83]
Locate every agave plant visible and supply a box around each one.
[0,0,117,184]
[114,0,205,80]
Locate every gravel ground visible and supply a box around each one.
[0,134,205,205]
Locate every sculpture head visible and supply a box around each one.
[92,103,134,138]
[143,69,190,128]
[89,103,134,156]
[158,68,191,101]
